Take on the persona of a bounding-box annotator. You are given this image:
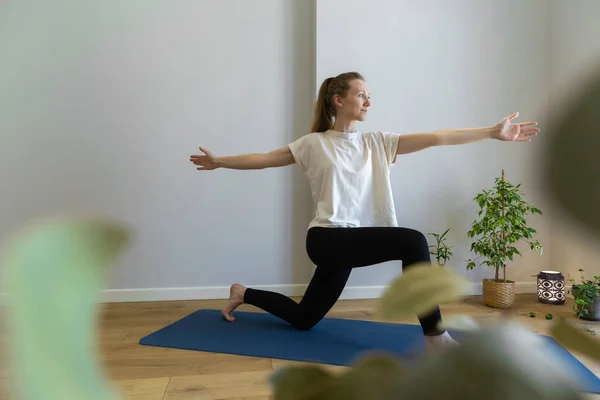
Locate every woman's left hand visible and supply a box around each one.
[495,112,540,142]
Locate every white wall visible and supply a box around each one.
[1,1,598,302]
[316,0,553,288]
[0,0,318,301]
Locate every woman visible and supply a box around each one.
[189,72,539,350]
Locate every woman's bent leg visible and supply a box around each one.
[238,266,351,330]
[306,227,445,336]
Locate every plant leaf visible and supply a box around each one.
[327,354,405,400]
[394,323,584,400]
[437,315,480,332]
[375,263,471,321]
[270,364,335,400]
[270,354,405,400]
[2,216,130,400]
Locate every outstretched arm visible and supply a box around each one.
[190,146,295,170]
[395,112,539,155]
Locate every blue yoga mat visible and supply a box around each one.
[139,309,600,393]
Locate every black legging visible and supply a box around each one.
[244,226,444,336]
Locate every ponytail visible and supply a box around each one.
[310,72,365,133]
[311,77,334,133]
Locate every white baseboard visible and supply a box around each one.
[99,280,539,302]
[101,284,389,303]
[0,281,538,305]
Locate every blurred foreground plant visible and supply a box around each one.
[270,263,599,400]
[2,216,130,400]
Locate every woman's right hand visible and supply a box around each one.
[190,145,295,170]
[190,147,220,170]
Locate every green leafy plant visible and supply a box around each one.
[568,268,600,319]
[466,170,543,282]
[428,228,454,266]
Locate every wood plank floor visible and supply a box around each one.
[2,294,600,399]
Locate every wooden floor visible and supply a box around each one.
[2,294,600,399]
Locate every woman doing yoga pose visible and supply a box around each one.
[189,72,539,350]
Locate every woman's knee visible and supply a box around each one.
[292,310,322,331]
[293,320,317,331]
[405,228,429,250]
[400,228,431,262]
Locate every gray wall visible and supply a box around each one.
[317,0,552,289]
[1,0,598,301]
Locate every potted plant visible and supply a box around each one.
[428,228,454,266]
[569,268,600,320]
[466,170,543,308]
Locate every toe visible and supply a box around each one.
[222,309,235,322]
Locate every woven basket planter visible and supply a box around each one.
[482,279,516,308]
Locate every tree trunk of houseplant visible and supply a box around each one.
[482,170,516,308]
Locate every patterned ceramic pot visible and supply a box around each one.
[536,270,565,305]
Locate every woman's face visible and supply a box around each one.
[335,79,371,122]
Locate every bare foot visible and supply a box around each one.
[222,283,246,322]
[424,331,459,353]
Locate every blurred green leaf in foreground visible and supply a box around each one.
[2,216,130,400]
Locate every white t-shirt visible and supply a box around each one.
[288,129,401,229]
